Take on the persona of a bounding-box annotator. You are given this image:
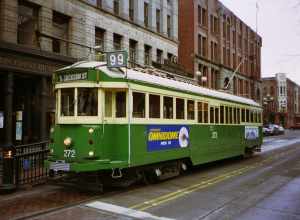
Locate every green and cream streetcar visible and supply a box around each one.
[46,61,263,183]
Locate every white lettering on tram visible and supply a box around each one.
[59,72,87,82]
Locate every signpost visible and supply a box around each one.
[106,51,128,68]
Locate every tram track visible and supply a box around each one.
[5,141,300,220]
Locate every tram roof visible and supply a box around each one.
[57,61,261,107]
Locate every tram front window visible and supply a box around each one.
[61,88,75,116]
[78,88,98,116]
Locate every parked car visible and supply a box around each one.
[263,124,284,136]
[263,126,272,136]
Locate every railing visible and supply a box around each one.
[15,141,49,186]
[0,141,49,191]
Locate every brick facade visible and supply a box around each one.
[262,73,300,128]
[179,0,262,102]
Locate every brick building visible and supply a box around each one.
[179,0,262,102]
[262,73,300,128]
[0,0,179,147]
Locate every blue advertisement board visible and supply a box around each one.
[147,125,190,152]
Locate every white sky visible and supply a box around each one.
[220,0,300,84]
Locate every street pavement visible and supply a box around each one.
[1,130,300,220]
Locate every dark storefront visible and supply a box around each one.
[0,41,75,147]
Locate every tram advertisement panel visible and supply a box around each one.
[245,126,259,140]
[147,125,189,152]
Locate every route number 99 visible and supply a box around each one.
[107,51,128,68]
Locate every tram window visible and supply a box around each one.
[220,106,224,124]
[133,92,145,118]
[229,107,232,124]
[237,108,240,124]
[241,109,245,122]
[176,98,184,119]
[210,107,214,123]
[259,112,262,123]
[61,88,75,116]
[105,91,112,117]
[215,107,219,124]
[225,106,229,124]
[204,103,208,123]
[116,91,126,118]
[198,102,203,123]
[163,96,173,119]
[149,94,160,118]
[187,100,195,120]
[246,109,250,122]
[78,88,98,116]
[233,108,236,124]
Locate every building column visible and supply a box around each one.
[4,73,14,147]
[40,77,48,141]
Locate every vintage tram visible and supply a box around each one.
[46,61,262,184]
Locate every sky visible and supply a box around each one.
[220,0,300,84]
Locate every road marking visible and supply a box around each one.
[130,165,254,211]
[86,201,175,220]
[130,147,300,211]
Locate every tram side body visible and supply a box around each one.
[49,123,262,173]
[46,66,263,178]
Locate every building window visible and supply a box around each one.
[52,11,70,56]
[156,9,161,33]
[198,35,207,58]
[149,94,160,118]
[95,27,105,51]
[132,92,145,118]
[52,39,60,53]
[97,0,102,8]
[167,15,171,38]
[198,5,207,27]
[129,39,137,67]
[157,49,163,64]
[113,33,122,50]
[17,1,39,47]
[113,0,119,15]
[129,0,134,21]
[163,96,173,119]
[144,45,152,66]
[87,0,102,8]
[144,2,149,27]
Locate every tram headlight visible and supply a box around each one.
[50,127,55,133]
[88,151,94,157]
[88,128,94,134]
[50,148,54,155]
[63,137,72,146]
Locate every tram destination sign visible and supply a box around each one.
[106,51,128,68]
[58,72,88,82]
